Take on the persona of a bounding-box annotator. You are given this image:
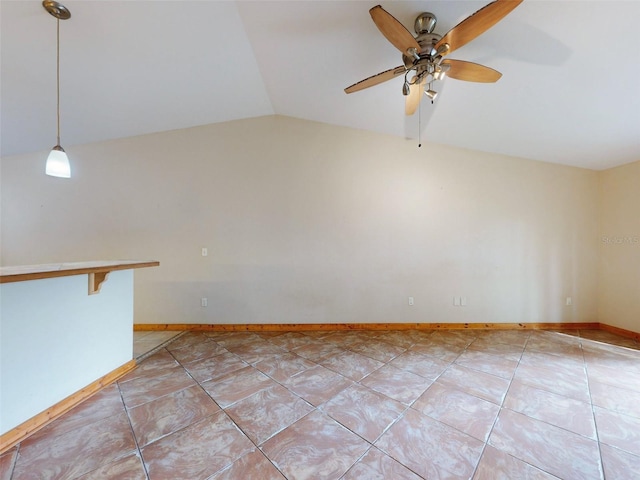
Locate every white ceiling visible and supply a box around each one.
[2,1,639,170]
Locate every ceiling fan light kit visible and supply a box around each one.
[345,0,523,116]
[43,0,71,178]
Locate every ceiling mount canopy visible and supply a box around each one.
[43,0,71,20]
[43,0,71,178]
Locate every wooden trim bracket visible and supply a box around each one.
[88,271,110,295]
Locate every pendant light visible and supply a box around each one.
[43,0,71,178]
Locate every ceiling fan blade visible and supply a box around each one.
[405,77,426,116]
[370,5,420,55]
[345,65,406,94]
[442,59,502,83]
[434,0,523,56]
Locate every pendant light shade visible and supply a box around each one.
[43,0,71,178]
[45,145,71,178]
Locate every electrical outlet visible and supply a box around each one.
[201,247,208,257]
[201,297,208,307]
[453,297,461,306]
[461,297,467,306]
[408,296,414,306]
[566,297,572,306]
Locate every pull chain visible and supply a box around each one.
[418,94,422,148]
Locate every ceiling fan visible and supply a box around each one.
[345,0,523,115]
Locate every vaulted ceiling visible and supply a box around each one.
[2,1,639,170]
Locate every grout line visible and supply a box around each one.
[115,381,150,480]
[582,338,607,479]
[6,443,19,480]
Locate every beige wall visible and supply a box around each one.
[598,161,640,332]
[1,115,601,325]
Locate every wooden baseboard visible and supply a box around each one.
[135,322,601,332]
[599,323,640,342]
[0,359,136,455]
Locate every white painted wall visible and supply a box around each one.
[598,161,640,332]
[0,270,133,433]
[0,115,601,326]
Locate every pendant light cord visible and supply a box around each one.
[56,18,61,146]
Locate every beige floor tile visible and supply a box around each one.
[514,362,590,403]
[348,338,407,363]
[437,364,510,405]
[376,408,484,479]
[182,350,248,384]
[408,340,464,362]
[254,352,316,382]
[519,349,586,377]
[590,380,640,419]
[226,340,287,365]
[119,367,197,408]
[291,340,346,363]
[282,364,353,406]
[321,383,406,443]
[165,332,210,351]
[27,383,125,443]
[594,406,640,456]
[169,339,228,364]
[261,410,369,480]
[583,344,640,374]
[587,362,640,393]
[455,349,519,379]
[128,384,221,447]
[413,381,500,442]
[388,351,450,380]
[475,330,530,348]
[429,330,478,346]
[489,409,602,479]
[600,444,640,480]
[342,447,422,480]
[208,449,286,480]
[119,349,182,383]
[473,445,557,480]
[141,411,254,480]
[201,366,277,408]
[374,330,426,349]
[0,448,18,480]
[319,349,384,381]
[504,380,596,439]
[13,412,137,480]
[225,384,313,445]
[360,364,432,405]
[467,338,525,361]
[75,453,147,480]
[266,332,316,350]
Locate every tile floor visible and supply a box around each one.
[132,331,184,359]
[1,328,639,479]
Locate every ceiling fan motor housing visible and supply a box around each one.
[402,32,441,68]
